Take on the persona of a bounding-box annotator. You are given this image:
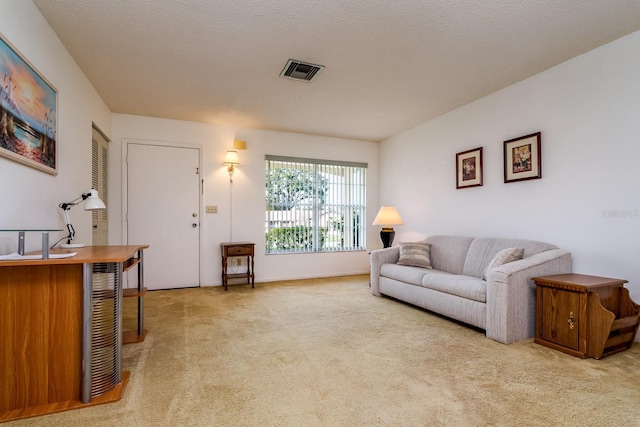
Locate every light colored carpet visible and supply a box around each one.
[7,275,640,426]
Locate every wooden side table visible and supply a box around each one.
[533,273,640,359]
[220,242,255,291]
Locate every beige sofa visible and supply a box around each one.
[370,235,572,344]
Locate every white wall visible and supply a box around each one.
[0,1,111,253]
[379,30,640,304]
[111,114,378,285]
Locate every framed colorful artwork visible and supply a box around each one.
[456,147,483,189]
[0,32,58,175]
[504,132,541,183]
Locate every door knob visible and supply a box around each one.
[192,213,198,218]
[192,223,197,228]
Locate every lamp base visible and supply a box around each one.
[61,243,85,249]
[380,227,396,248]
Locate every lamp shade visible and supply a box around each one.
[84,189,106,210]
[372,206,403,226]
[224,150,240,166]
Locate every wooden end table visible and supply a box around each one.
[532,273,640,359]
[220,242,255,291]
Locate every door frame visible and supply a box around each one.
[121,138,204,287]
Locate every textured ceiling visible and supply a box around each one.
[32,0,640,142]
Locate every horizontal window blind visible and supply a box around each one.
[265,155,367,254]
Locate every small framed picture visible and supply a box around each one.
[504,132,541,183]
[456,147,483,189]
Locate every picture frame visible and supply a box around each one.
[456,147,483,189]
[503,132,541,183]
[0,32,58,175]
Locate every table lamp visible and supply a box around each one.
[372,206,403,248]
[58,189,106,248]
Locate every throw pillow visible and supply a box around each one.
[397,242,432,269]
[483,247,524,280]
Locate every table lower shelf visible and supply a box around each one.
[123,329,147,344]
[123,286,147,344]
[123,287,147,298]
[226,273,253,280]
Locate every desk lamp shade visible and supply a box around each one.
[83,189,106,210]
[372,206,403,248]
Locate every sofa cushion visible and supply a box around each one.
[421,273,487,303]
[423,235,475,274]
[397,242,432,268]
[482,247,524,280]
[462,237,558,278]
[380,263,432,286]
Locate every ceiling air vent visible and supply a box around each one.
[280,59,324,82]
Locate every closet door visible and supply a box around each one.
[92,126,109,245]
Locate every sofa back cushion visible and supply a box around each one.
[423,235,475,274]
[462,237,558,278]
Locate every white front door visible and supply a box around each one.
[126,142,200,290]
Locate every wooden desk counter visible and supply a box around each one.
[0,245,148,266]
[0,245,148,422]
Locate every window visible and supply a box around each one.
[265,155,367,254]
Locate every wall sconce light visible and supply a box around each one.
[57,189,106,248]
[372,206,404,248]
[224,150,240,182]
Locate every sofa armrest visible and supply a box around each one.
[485,249,572,344]
[369,246,400,296]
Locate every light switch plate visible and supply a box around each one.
[206,205,218,214]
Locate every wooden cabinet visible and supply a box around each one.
[533,274,640,359]
[220,242,255,291]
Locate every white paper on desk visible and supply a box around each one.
[0,252,77,260]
